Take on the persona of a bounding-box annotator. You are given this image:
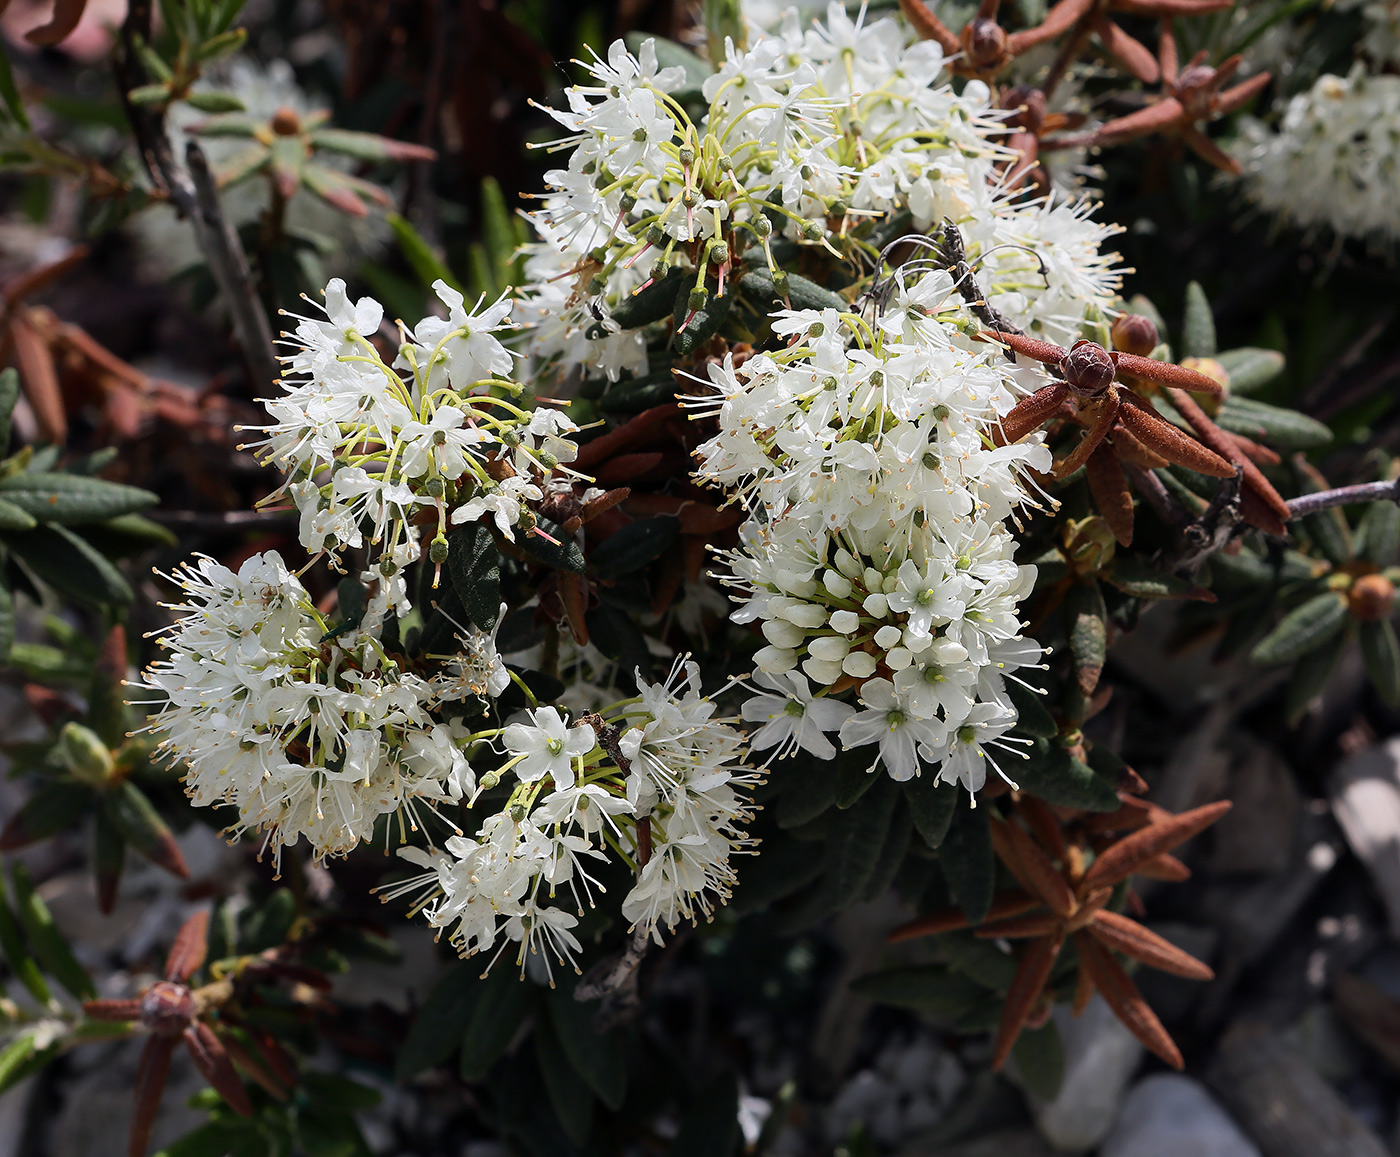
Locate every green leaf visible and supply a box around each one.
[1216,397,1332,451]
[194,27,248,61]
[1181,281,1216,359]
[671,1072,740,1157]
[0,1033,37,1095]
[1012,1019,1065,1101]
[1252,592,1349,664]
[1065,581,1107,696]
[322,576,368,641]
[828,776,899,907]
[152,1122,256,1157]
[607,266,688,330]
[11,862,94,1000]
[598,370,680,414]
[302,1072,382,1111]
[1017,741,1120,812]
[0,876,50,1007]
[729,833,825,914]
[1006,679,1058,739]
[1216,347,1285,394]
[9,524,133,606]
[589,516,680,580]
[0,45,29,130]
[1357,499,1400,569]
[0,367,20,450]
[479,176,523,290]
[519,516,586,574]
[396,966,485,1080]
[448,522,503,630]
[1362,619,1400,708]
[1284,626,1346,724]
[672,285,733,356]
[243,887,295,952]
[940,794,994,925]
[903,775,957,849]
[833,746,880,809]
[1103,556,1211,601]
[850,965,992,1017]
[861,807,911,902]
[0,473,157,525]
[774,756,840,828]
[0,578,11,665]
[127,83,172,106]
[549,984,627,1111]
[182,90,246,113]
[738,267,846,313]
[534,1015,594,1145]
[93,803,125,915]
[0,782,92,850]
[102,782,186,878]
[458,967,535,1081]
[388,212,460,293]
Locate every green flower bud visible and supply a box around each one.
[688,287,710,313]
[429,536,449,564]
[425,477,446,498]
[379,558,399,577]
[772,269,791,297]
[679,146,695,166]
[645,224,666,247]
[59,722,115,787]
[753,215,773,238]
[708,241,730,265]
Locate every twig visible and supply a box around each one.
[185,143,281,391]
[1124,462,1185,527]
[1164,468,1245,576]
[1286,478,1400,519]
[113,17,280,392]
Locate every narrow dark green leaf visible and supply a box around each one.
[519,516,586,574]
[549,983,627,1111]
[0,874,51,1006]
[301,1072,382,1111]
[458,967,535,1081]
[0,473,157,525]
[1181,281,1216,359]
[0,499,36,530]
[1362,619,1400,708]
[93,802,125,915]
[850,965,991,1016]
[1216,397,1331,450]
[861,807,911,902]
[1012,1019,1065,1101]
[774,756,840,828]
[1216,346,1284,394]
[737,267,846,313]
[903,775,957,849]
[0,1033,37,1095]
[1103,556,1211,601]
[396,965,484,1080]
[833,746,880,809]
[589,517,680,580]
[152,1121,255,1157]
[11,862,94,1000]
[1358,499,1400,569]
[729,833,825,914]
[828,776,899,907]
[1006,679,1058,739]
[1017,741,1120,811]
[9,525,133,606]
[534,1016,594,1145]
[940,795,994,925]
[0,578,12,665]
[0,46,29,130]
[448,522,502,629]
[387,212,460,292]
[1065,581,1107,696]
[322,576,368,641]
[607,266,688,330]
[0,782,91,850]
[102,782,187,878]
[1252,591,1349,664]
[671,1072,741,1157]
[1285,626,1348,724]
[243,887,295,953]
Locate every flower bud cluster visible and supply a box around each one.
[389,660,757,977]
[140,552,488,865]
[517,5,1119,386]
[695,277,1048,791]
[252,278,580,578]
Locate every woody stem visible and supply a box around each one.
[1285,479,1400,519]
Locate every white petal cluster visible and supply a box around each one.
[141,552,488,864]
[395,660,756,975]
[1235,67,1400,246]
[695,276,1048,793]
[516,5,1119,387]
[253,279,579,572]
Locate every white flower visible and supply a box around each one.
[741,670,855,761]
[839,678,947,782]
[503,707,597,788]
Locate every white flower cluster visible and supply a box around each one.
[695,275,1049,792]
[390,660,757,976]
[1235,67,1400,246]
[141,552,487,865]
[1339,0,1400,70]
[516,6,1118,385]
[252,279,580,582]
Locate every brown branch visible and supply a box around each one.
[1285,478,1400,519]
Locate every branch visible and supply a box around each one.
[185,143,281,392]
[1286,478,1400,519]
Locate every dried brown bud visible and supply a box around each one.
[271,106,302,137]
[962,18,1008,68]
[1349,573,1396,621]
[140,980,196,1037]
[1064,341,1117,395]
[1110,313,1159,357]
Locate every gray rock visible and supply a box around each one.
[1101,1074,1259,1157]
[1027,996,1142,1151]
[1331,738,1400,938]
